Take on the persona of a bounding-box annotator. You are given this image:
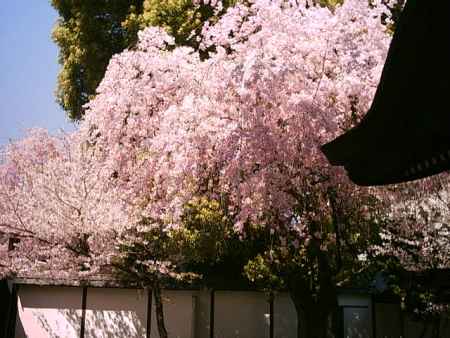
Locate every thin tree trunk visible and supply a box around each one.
[153,281,168,338]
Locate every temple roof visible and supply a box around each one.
[322,0,450,186]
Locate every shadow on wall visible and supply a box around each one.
[343,307,371,338]
[84,310,145,338]
[15,286,83,338]
[17,306,144,338]
[15,286,149,338]
[84,287,148,338]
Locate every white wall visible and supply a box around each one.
[273,293,296,338]
[338,294,373,338]
[18,285,449,338]
[84,287,148,338]
[150,290,195,338]
[15,285,83,338]
[374,302,450,338]
[193,289,212,338]
[214,291,270,338]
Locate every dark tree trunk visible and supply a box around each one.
[153,281,168,338]
[288,249,338,338]
[282,217,340,338]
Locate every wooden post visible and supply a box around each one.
[79,286,87,338]
[146,288,152,338]
[5,283,18,338]
[209,290,215,338]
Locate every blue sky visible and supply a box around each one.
[0,1,75,146]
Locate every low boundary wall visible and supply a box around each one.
[6,282,450,338]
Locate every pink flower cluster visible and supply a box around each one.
[82,0,390,232]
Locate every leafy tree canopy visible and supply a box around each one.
[51,0,236,120]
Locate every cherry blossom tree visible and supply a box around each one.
[82,0,391,226]
[372,175,450,336]
[0,129,125,279]
[378,176,450,272]
[77,1,392,336]
[0,128,195,338]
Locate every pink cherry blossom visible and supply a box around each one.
[81,0,391,237]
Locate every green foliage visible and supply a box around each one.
[176,197,267,289]
[113,219,198,287]
[51,0,236,120]
[315,0,343,8]
[244,253,284,290]
[123,0,236,47]
[185,192,382,296]
[176,197,233,264]
[373,256,450,322]
[114,197,262,289]
[115,185,388,299]
[241,188,387,310]
[51,0,143,120]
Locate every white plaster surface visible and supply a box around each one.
[18,285,450,338]
[274,293,296,338]
[339,294,373,338]
[15,285,82,338]
[84,287,148,338]
[150,290,194,338]
[214,291,270,338]
[193,289,211,338]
